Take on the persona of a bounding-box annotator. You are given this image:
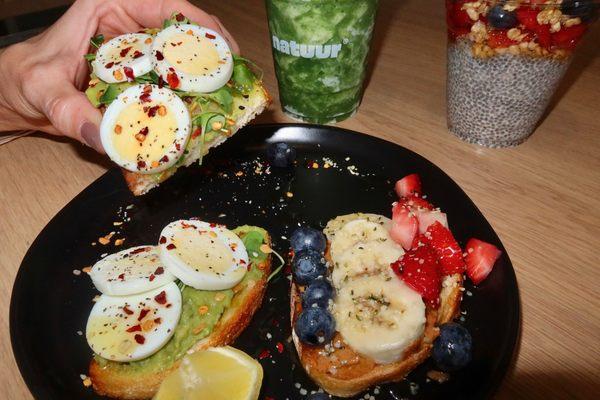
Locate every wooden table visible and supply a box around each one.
[1,0,599,398]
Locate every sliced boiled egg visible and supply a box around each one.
[152,24,233,93]
[92,33,154,83]
[86,282,182,362]
[159,220,248,290]
[100,84,191,173]
[89,245,176,296]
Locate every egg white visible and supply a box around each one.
[92,33,154,83]
[100,84,191,174]
[152,24,233,93]
[159,220,248,290]
[89,245,176,296]
[86,282,182,362]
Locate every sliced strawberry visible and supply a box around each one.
[395,174,422,198]
[391,244,441,308]
[487,30,518,49]
[390,203,418,250]
[416,209,448,234]
[398,194,434,211]
[464,238,502,284]
[516,8,552,48]
[447,0,475,29]
[516,8,540,31]
[552,24,587,50]
[425,222,465,275]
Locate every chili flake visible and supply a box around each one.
[154,290,167,304]
[205,32,216,39]
[138,308,150,321]
[123,66,135,81]
[119,46,132,57]
[126,324,141,333]
[134,334,145,344]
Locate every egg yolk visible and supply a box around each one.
[163,33,221,75]
[112,101,178,166]
[172,229,235,274]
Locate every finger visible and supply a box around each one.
[210,15,240,54]
[119,0,222,32]
[41,85,104,153]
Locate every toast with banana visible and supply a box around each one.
[290,214,463,397]
[86,223,272,399]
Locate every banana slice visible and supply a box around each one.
[332,274,426,364]
[327,216,394,261]
[159,220,248,290]
[331,239,404,288]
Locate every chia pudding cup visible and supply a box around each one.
[265,0,379,124]
[445,0,598,147]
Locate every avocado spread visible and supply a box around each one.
[94,226,268,374]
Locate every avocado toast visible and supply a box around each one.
[85,13,270,196]
[89,226,272,399]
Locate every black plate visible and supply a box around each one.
[10,124,520,400]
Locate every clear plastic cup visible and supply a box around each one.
[265,0,379,124]
[445,0,598,147]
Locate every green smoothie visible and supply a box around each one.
[265,0,378,124]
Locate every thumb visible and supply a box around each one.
[42,85,104,153]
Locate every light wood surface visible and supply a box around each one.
[1,0,599,398]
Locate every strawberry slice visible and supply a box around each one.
[425,222,465,275]
[487,30,518,48]
[516,8,551,48]
[390,203,418,250]
[395,174,422,198]
[464,238,502,284]
[398,194,434,211]
[552,25,587,50]
[447,0,475,29]
[391,244,441,308]
[416,209,448,234]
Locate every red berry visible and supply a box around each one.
[391,244,441,308]
[390,203,418,251]
[552,24,587,50]
[398,194,434,211]
[425,222,465,275]
[395,174,422,198]
[464,238,502,284]
[487,30,518,48]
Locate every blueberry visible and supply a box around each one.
[290,226,326,253]
[266,142,296,167]
[292,249,327,285]
[562,0,598,22]
[294,307,335,345]
[432,323,473,372]
[308,393,330,400]
[487,5,518,29]
[302,279,334,309]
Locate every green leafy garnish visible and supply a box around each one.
[84,53,95,61]
[205,86,233,114]
[134,70,160,84]
[231,59,258,95]
[99,84,124,105]
[242,231,268,263]
[90,34,104,49]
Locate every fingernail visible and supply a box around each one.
[80,122,104,153]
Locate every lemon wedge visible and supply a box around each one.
[154,346,263,400]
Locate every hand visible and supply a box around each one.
[0,0,239,153]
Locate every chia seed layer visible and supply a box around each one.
[447,39,570,148]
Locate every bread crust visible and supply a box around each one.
[89,232,272,399]
[291,242,463,397]
[123,82,271,196]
